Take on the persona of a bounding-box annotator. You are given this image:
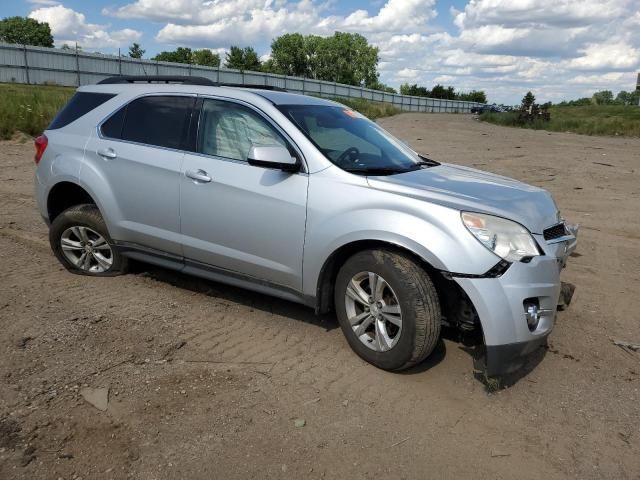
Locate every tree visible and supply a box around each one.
[128,43,145,59]
[326,32,379,87]
[368,81,396,94]
[224,46,261,71]
[269,33,307,77]
[153,47,192,64]
[0,16,53,47]
[192,49,220,67]
[564,97,591,106]
[400,83,430,97]
[615,90,640,105]
[431,84,456,100]
[61,43,81,51]
[592,90,614,105]
[521,91,536,110]
[457,90,487,103]
[267,32,379,88]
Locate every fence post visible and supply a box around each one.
[22,45,30,85]
[118,48,122,76]
[75,43,80,86]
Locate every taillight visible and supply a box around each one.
[34,134,48,165]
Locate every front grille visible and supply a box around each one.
[543,223,567,241]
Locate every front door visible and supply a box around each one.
[179,97,308,291]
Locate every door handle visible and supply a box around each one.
[97,147,117,159]
[186,169,212,183]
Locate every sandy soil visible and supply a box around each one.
[1,114,639,479]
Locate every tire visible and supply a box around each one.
[49,203,128,276]
[334,249,441,371]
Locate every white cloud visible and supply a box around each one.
[396,68,420,79]
[569,41,640,70]
[29,0,640,104]
[29,5,142,49]
[103,0,437,45]
[572,72,626,85]
[412,0,639,102]
[453,0,630,29]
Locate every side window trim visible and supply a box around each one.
[97,93,197,153]
[193,95,307,173]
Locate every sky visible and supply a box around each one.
[4,0,639,104]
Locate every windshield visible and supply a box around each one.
[277,104,438,175]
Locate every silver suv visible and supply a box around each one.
[34,76,577,376]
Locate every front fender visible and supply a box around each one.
[302,169,500,298]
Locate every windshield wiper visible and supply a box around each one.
[342,167,407,176]
[414,155,440,168]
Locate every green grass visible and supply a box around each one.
[0,83,74,139]
[480,104,640,137]
[326,96,401,119]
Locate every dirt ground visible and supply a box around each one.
[1,114,639,480]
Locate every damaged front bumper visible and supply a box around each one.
[453,223,578,376]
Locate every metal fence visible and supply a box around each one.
[0,42,483,113]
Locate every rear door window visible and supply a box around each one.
[48,92,115,130]
[115,96,194,150]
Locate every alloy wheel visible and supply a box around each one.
[344,271,403,352]
[60,226,113,273]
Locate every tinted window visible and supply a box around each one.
[197,99,286,161]
[49,92,115,130]
[100,107,126,139]
[121,96,194,149]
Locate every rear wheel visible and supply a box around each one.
[49,204,127,276]
[335,249,440,371]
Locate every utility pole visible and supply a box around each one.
[636,72,639,106]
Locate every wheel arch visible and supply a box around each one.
[314,239,443,314]
[47,181,97,223]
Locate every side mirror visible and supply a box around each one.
[247,145,299,172]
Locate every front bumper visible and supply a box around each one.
[453,227,578,376]
[479,335,550,376]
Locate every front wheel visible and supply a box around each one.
[334,249,441,371]
[49,204,128,276]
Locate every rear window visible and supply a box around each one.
[48,92,115,130]
[114,96,194,150]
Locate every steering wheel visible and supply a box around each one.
[335,147,360,166]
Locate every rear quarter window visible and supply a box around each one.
[48,92,115,130]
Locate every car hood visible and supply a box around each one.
[366,163,559,234]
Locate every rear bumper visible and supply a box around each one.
[34,169,50,226]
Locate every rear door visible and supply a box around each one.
[83,94,195,255]
[179,97,308,291]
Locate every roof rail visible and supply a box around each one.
[97,75,215,86]
[221,83,287,92]
[96,75,288,92]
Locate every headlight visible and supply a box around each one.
[461,212,541,262]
